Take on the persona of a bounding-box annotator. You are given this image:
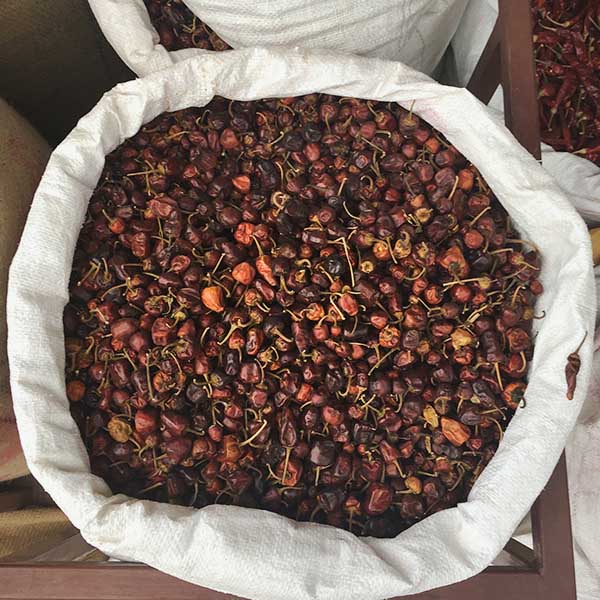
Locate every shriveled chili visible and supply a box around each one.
[532,0,600,165]
[65,94,541,537]
[144,0,230,52]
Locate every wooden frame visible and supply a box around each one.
[0,1,576,598]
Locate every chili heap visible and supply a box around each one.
[65,94,542,538]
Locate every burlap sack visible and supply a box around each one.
[0,0,132,145]
[0,99,50,481]
[0,508,77,562]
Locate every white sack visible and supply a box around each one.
[7,48,595,600]
[89,0,468,76]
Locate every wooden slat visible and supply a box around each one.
[0,489,32,513]
[31,535,104,563]
[498,0,541,159]
[0,564,543,600]
[503,539,535,569]
[530,454,577,600]
[467,17,501,104]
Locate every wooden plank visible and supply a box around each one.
[503,539,535,569]
[467,17,501,104]
[31,535,104,563]
[498,0,541,159]
[0,564,239,600]
[0,489,32,513]
[0,564,542,600]
[531,454,577,600]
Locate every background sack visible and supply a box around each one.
[0,0,131,146]
[89,0,468,77]
[7,48,595,600]
[0,98,50,482]
[0,508,77,562]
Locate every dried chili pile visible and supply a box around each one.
[65,94,542,538]
[533,0,600,164]
[144,0,230,52]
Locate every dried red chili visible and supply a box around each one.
[565,332,587,400]
[143,0,230,52]
[532,1,600,165]
[65,94,541,538]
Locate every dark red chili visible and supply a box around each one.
[532,0,600,165]
[65,93,541,538]
[565,332,587,400]
[143,0,230,51]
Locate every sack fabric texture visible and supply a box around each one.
[89,0,468,77]
[0,508,77,562]
[7,49,596,600]
[0,98,50,482]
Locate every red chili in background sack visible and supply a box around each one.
[532,0,600,165]
[144,0,230,52]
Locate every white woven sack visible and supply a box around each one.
[7,48,595,600]
[89,0,468,76]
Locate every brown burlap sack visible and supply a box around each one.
[0,99,51,481]
[0,0,130,483]
[0,508,77,561]
[0,0,132,145]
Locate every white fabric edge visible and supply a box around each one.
[88,0,469,78]
[88,0,211,76]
